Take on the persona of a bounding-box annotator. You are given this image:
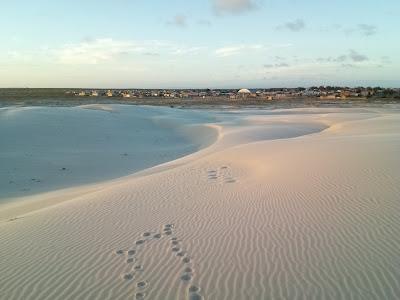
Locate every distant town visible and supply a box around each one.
[67,86,400,101]
[1,87,400,107]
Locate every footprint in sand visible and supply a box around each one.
[171,247,180,252]
[135,292,146,299]
[208,167,237,184]
[8,217,21,222]
[122,273,134,280]
[189,286,199,293]
[188,286,203,300]
[181,273,192,282]
[137,281,148,289]
[114,224,203,298]
[207,170,218,180]
[188,285,204,300]
[218,166,237,184]
[134,265,144,271]
[224,178,236,184]
[126,258,135,263]
[189,292,203,300]
[181,265,194,282]
[163,225,174,236]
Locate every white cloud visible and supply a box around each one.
[212,0,257,14]
[172,46,205,55]
[215,43,291,57]
[215,44,263,57]
[55,39,149,64]
[52,39,203,64]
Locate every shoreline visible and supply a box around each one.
[1,94,400,109]
[0,105,339,221]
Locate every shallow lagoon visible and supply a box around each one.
[0,105,217,201]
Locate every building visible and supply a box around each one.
[237,88,251,99]
[122,92,131,98]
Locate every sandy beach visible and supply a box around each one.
[1,105,400,300]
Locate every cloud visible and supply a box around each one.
[166,14,187,27]
[317,49,368,64]
[357,24,377,36]
[55,39,145,64]
[317,55,347,63]
[341,63,357,68]
[52,38,202,64]
[143,52,160,57]
[212,0,257,15]
[215,43,291,57]
[277,19,305,32]
[172,46,205,55]
[335,55,347,62]
[264,63,289,68]
[215,44,263,57]
[348,49,368,62]
[334,23,377,36]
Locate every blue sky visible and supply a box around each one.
[0,0,399,88]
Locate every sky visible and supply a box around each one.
[0,0,399,88]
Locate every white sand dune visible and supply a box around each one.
[1,107,400,300]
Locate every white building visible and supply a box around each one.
[237,88,252,99]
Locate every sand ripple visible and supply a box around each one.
[1,108,400,299]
